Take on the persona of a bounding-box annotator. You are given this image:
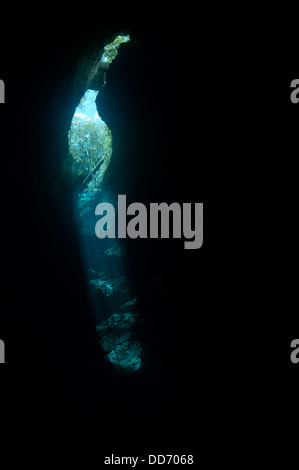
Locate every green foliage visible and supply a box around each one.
[101,35,130,64]
[67,35,130,191]
[68,115,112,191]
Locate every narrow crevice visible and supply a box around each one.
[67,34,143,373]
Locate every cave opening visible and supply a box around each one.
[67,34,142,372]
[68,34,130,195]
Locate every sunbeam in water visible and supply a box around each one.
[68,34,142,372]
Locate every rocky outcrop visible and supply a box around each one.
[96,312,141,372]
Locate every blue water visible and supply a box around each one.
[68,35,142,372]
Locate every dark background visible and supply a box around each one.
[0,13,298,449]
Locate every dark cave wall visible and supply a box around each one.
[96,28,205,317]
[26,24,205,199]
[36,28,130,193]
[7,23,205,355]
[27,23,205,315]
[4,22,207,447]
[41,25,204,374]
[3,16,299,450]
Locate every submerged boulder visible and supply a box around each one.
[96,312,141,372]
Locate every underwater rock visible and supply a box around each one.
[121,297,138,309]
[90,277,114,296]
[97,312,136,332]
[100,331,131,352]
[107,340,141,371]
[104,245,121,257]
[96,312,141,372]
[90,275,126,296]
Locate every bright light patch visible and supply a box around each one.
[74,89,102,121]
[68,89,112,192]
[68,36,131,193]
